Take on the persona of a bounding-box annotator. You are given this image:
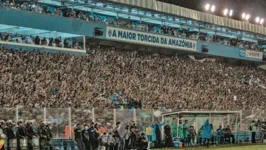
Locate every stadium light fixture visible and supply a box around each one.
[223,9,229,16]
[205,4,210,11]
[229,9,233,17]
[260,19,264,25]
[245,14,250,21]
[223,9,233,17]
[242,13,246,19]
[256,17,260,23]
[211,5,215,12]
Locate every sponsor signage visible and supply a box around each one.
[245,50,263,60]
[239,50,246,57]
[106,26,197,51]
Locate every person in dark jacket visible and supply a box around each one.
[82,124,90,150]
[74,123,84,150]
[88,122,97,150]
[4,120,16,150]
[164,121,173,148]
[38,121,48,150]
[25,121,38,150]
[46,122,53,150]
[16,121,27,150]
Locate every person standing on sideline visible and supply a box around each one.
[183,120,189,146]
[88,122,97,150]
[151,121,165,148]
[123,125,130,150]
[203,119,211,148]
[74,123,84,150]
[178,120,184,141]
[171,118,177,138]
[82,124,91,150]
[130,122,137,150]
[164,121,173,148]
[250,120,257,143]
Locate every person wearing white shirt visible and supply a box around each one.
[250,120,257,143]
[107,132,116,150]
[99,132,108,150]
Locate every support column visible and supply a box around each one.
[263,110,265,122]
[83,36,86,51]
[92,107,95,123]
[113,109,116,127]
[133,108,137,123]
[152,109,154,123]
[15,106,19,122]
[68,107,71,139]
[235,113,238,143]
[209,113,212,124]
[44,108,47,123]
[227,114,230,126]
[240,111,243,130]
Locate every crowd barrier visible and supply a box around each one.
[0,107,265,140]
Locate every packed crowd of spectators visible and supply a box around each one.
[0,1,265,52]
[0,46,265,110]
[0,32,83,50]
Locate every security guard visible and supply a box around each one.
[17,120,27,150]
[38,122,48,150]
[82,124,90,150]
[25,121,37,150]
[46,122,53,150]
[74,123,84,150]
[4,120,16,150]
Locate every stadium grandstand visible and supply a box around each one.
[0,0,266,150]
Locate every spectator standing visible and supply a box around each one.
[74,123,84,150]
[250,120,257,143]
[171,118,177,138]
[164,121,173,148]
[151,121,165,148]
[203,119,211,148]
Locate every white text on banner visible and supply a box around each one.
[246,50,263,60]
[106,26,197,51]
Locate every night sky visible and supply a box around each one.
[158,0,266,22]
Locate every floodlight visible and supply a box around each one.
[223,9,228,16]
[211,5,215,12]
[205,4,210,11]
[256,17,260,23]
[242,13,246,19]
[260,19,264,24]
[229,10,233,16]
[245,14,250,21]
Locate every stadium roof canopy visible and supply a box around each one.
[38,0,266,41]
[0,24,82,38]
